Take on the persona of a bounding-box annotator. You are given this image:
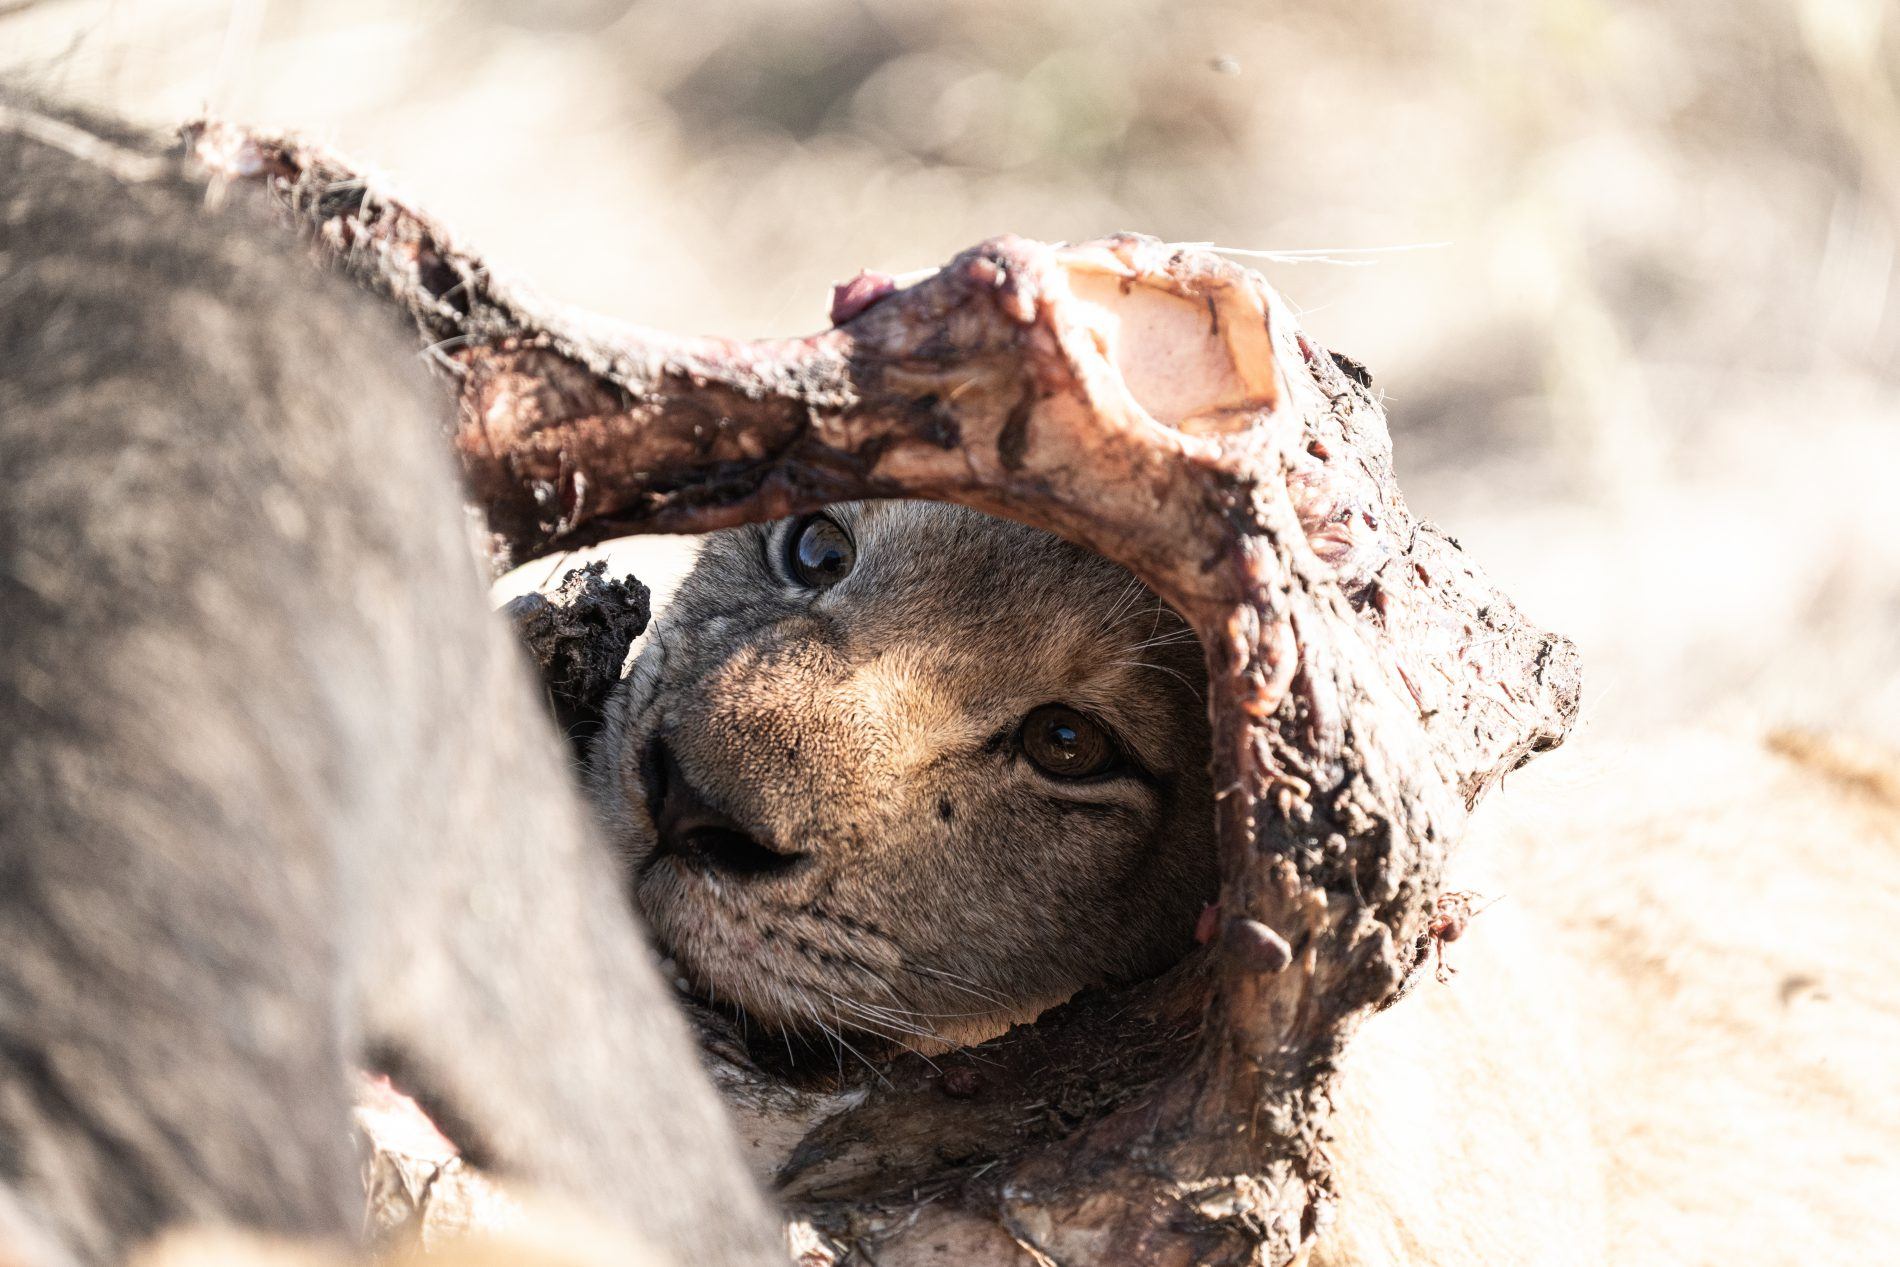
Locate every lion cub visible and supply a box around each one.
[588,502,1218,1056]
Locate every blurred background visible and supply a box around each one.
[6,0,1898,747]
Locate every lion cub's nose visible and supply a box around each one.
[646,738,807,878]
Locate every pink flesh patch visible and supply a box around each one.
[829,270,898,325]
[354,1071,459,1162]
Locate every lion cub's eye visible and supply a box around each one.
[786,513,856,588]
[1019,704,1119,780]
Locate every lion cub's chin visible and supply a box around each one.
[658,930,1063,1069]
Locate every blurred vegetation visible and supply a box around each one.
[7,0,1899,742]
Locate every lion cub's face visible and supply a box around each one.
[590,502,1215,1056]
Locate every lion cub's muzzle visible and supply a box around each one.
[642,735,810,879]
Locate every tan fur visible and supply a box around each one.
[127,1196,675,1267]
[589,502,1217,1055]
[594,504,1900,1263]
[127,1231,342,1267]
[1316,725,1900,1264]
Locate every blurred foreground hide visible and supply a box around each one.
[0,99,781,1267]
